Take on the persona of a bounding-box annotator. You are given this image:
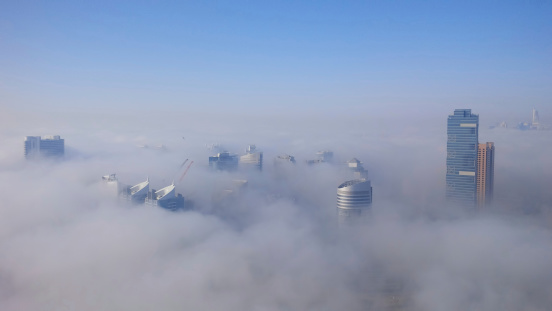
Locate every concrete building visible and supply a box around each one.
[213,179,248,204]
[446,109,479,208]
[209,152,239,171]
[316,150,333,162]
[239,145,263,171]
[307,150,334,165]
[273,154,296,179]
[102,174,120,197]
[346,158,368,179]
[24,135,64,159]
[337,179,373,225]
[477,142,495,208]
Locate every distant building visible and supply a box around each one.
[316,150,333,162]
[532,108,540,128]
[477,142,495,208]
[337,179,373,225]
[274,154,296,165]
[307,150,333,165]
[273,154,296,179]
[446,109,479,208]
[346,158,368,179]
[121,178,150,204]
[516,108,548,130]
[239,145,263,171]
[103,174,187,211]
[24,135,64,159]
[213,179,248,204]
[137,144,167,151]
[145,183,185,211]
[102,174,120,196]
[209,152,239,171]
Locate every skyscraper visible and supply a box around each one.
[477,142,495,207]
[446,109,479,207]
[346,158,368,179]
[122,178,150,204]
[24,135,65,159]
[145,183,185,211]
[532,108,540,128]
[209,152,239,171]
[337,179,372,225]
[239,145,263,171]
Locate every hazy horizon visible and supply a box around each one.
[1,1,552,310]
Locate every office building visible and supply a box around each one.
[212,179,248,205]
[274,154,296,165]
[346,158,368,179]
[239,145,263,171]
[516,108,549,131]
[101,174,120,197]
[121,178,150,204]
[532,108,540,128]
[446,109,479,207]
[24,135,65,159]
[337,179,372,225]
[209,152,239,171]
[103,174,187,211]
[316,150,333,162]
[477,142,495,207]
[145,183,185,211]
[306,150,334,165]
[273,154,296,179]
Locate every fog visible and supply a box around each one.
[1,109,551,311]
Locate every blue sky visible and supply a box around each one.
[1,1,551,117]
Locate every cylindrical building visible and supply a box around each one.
[337,179,372,225]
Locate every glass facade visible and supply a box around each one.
[209,152,238,171]
[24,136,64,159]
[446,109,479,207]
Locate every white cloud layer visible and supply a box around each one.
[1,110,551,310]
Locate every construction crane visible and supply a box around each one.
[179,159,189,169]
[170,159,189,181]
[179,161,194,183]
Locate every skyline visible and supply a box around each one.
[2,2,552,310]
[1,106,551,310]
[8,107,546,213]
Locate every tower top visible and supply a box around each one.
[452,109,478,117]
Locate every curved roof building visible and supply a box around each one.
[130,179,149,196]
[122,178,149,203]
[146,183,184,211]
[337,179,372,225]
[153,184,175,201]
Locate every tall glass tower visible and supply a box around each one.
[446,109,479,207]
[24,135,64,159]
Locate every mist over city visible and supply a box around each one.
[1,2,552,311]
